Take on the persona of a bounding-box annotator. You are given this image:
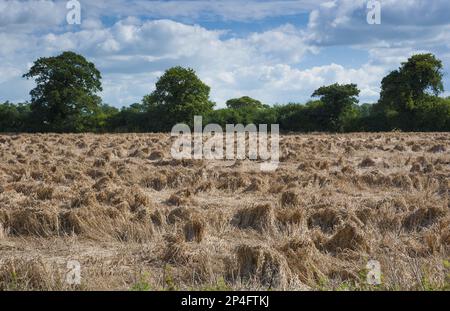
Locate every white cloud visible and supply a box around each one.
[0,0,66,32]
[205,62,385,105]
[0,16,409,106]
[306,0,450,48]
[302,0,450,99]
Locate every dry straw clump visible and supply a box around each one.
[232,204,275,233]
[402,205,448,231]
[280,190,301,207]
[359,157,376,168]
[0,222,7,239]
[184,217,206,243]
[280,236,328,285]
[307,208,343,234]
[163,234,189,264]
[0,258,62,291]
[428,144,446,153]
[4,208,59,237]
[323,223,368,253]
[235,244,291,289]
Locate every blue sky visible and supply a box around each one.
[1,0,449,108]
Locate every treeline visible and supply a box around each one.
[1,52,450,133]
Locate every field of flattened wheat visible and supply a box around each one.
[0,133,449,290]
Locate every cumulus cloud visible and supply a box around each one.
[306,0,450,49]
[0,15,413,106]
[303,0,450,98]
[0,0,66,31]
[0,17,321,106]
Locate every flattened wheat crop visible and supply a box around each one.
[0,133,449,290]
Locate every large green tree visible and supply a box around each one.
[23,51,102,132]
[402,53,444,99]
[143,66,214,130]
[379,53,444,112]
[311,83,360,131]
[376,53,445,130]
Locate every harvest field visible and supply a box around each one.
[0,132,449,290]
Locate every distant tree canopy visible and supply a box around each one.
[142,66,214,131]
[1,52,450,133]
[203,96,274,127]
[23,51,103,132]
[0,101,31,132]
[311,83,360,131]
[226,96,266,110]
